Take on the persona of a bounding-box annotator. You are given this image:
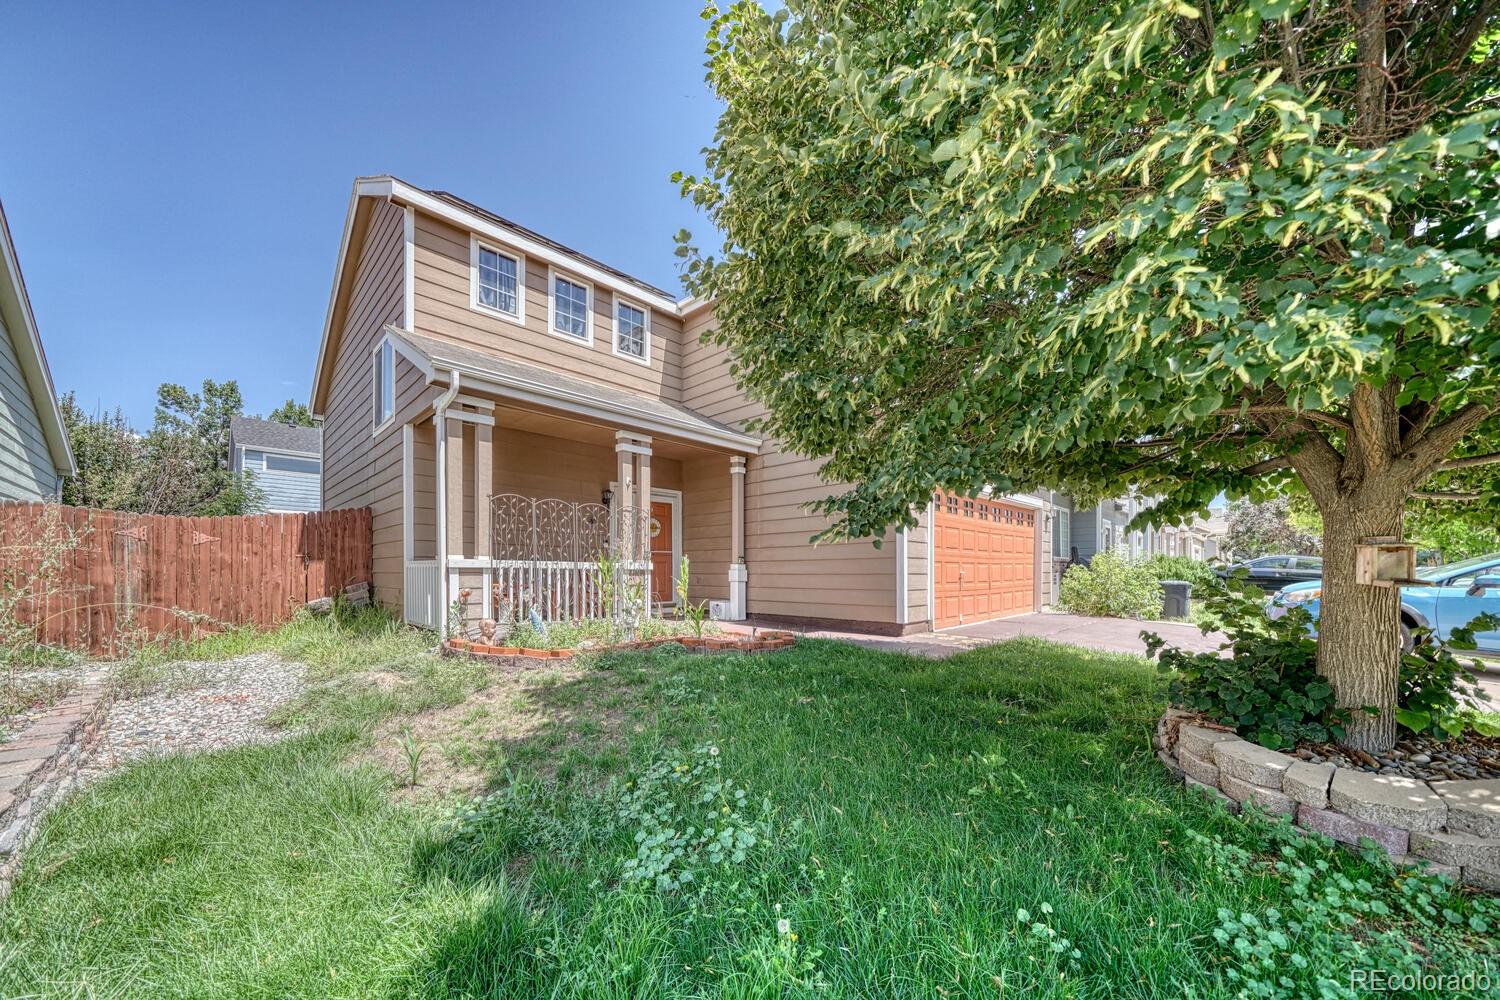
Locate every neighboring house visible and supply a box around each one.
[0,196,74,500]
[310,176,1053,635]
[1060,492,1225,584]
[228,416,322,513]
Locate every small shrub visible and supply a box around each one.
[1057,550,1162,619]
[1148,589,1342,748]
[1397,614,1500,739]
[1138,554,1224,596]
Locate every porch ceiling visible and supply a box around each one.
[494,404,727,460]
[388,327,759,455]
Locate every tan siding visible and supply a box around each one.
[319,199,422,608]
[411,213,685,403]
[412,419,436,560]
[905,508,932,626]
[491,428,681,508]
[681,307,899,625]
[682,455,731,604]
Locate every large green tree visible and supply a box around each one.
[679,0,1500,750]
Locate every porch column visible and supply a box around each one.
[474,417,493,615]
[445,418,465,557]
[728,455,747,620]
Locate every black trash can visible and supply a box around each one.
[1161,580,1193,619]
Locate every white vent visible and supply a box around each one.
[709,600,731,620]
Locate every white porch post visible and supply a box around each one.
[474,416,494,618]
[636,443,652,614]
[444,414,465,632]
[728,455,747,620]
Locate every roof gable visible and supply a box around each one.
[0,196,75,478]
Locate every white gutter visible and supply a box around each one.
[433,369,462,637]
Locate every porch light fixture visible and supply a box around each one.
[601,487,614,507]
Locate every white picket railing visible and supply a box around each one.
[491,558,651,623]
[403,560,440,629]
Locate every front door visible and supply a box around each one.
[650,500,675,606]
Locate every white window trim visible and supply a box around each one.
[547,266,594,347]
[469,235,526,326]
[611,296,652,366]
[372,338,395,435]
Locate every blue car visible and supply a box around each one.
[1269,553,1500,654]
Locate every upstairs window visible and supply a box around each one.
[551,273,590,340]
[614,300,648,362]
[373,339,394,428]
[476,245,521,318]
[266,453,320,475]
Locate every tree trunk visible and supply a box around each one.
[1315,497,1405,753]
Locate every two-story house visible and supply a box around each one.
[310,177,1051,635]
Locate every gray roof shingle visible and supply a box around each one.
[229,416,321,456]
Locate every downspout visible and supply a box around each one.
[433,369,461,637]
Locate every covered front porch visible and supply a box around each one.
[397,368,755,636]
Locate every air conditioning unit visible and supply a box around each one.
[708,600,731,620]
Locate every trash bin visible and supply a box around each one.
[1161,580,1192,619]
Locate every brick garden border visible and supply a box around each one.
[1155,708,1500,891]
[444,630,797,668]
[0,681,113,899]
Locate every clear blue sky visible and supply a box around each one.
[1,1,733,426]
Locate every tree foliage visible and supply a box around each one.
[680,0,1498,535]
[266,399,316,427]
[59,380,263,516]
[680,0,1500,751]
[1223,496,1321,557]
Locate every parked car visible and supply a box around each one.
[1269,553,1500,654]
[1217,554,1323,592]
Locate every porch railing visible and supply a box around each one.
[403,560,440,628]
[489,494,650,624]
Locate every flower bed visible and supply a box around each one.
[1155,708,1500,892]
[444,630,796,667]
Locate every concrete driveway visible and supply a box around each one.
[942,612,1223,656]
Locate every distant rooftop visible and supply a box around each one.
[229,416,321,456]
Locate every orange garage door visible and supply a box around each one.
[933,493,1036,629]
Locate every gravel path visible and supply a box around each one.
[80,653,306,783]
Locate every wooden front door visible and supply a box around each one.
[933,493,1036,628]
[650,500,675,605]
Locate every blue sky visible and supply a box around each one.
[1,1,729,425]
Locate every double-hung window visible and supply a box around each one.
[614,300,649,363]
[551,273,590,341]
[373,339,394,429]
[476,245,520,318]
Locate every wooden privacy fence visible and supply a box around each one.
[0,503,372,656]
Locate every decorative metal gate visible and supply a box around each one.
[488,494,651,622]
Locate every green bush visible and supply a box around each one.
[1147,589,1341,749]
[1057,550,1162,619]
[1138,554,1224,596]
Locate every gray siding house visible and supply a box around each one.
[228,416,322,513]
[0,197,75,500]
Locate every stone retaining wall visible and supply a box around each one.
[1155,708,1500,891]
[0,681,112,898]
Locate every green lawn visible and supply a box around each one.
[2,632,1496,998]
